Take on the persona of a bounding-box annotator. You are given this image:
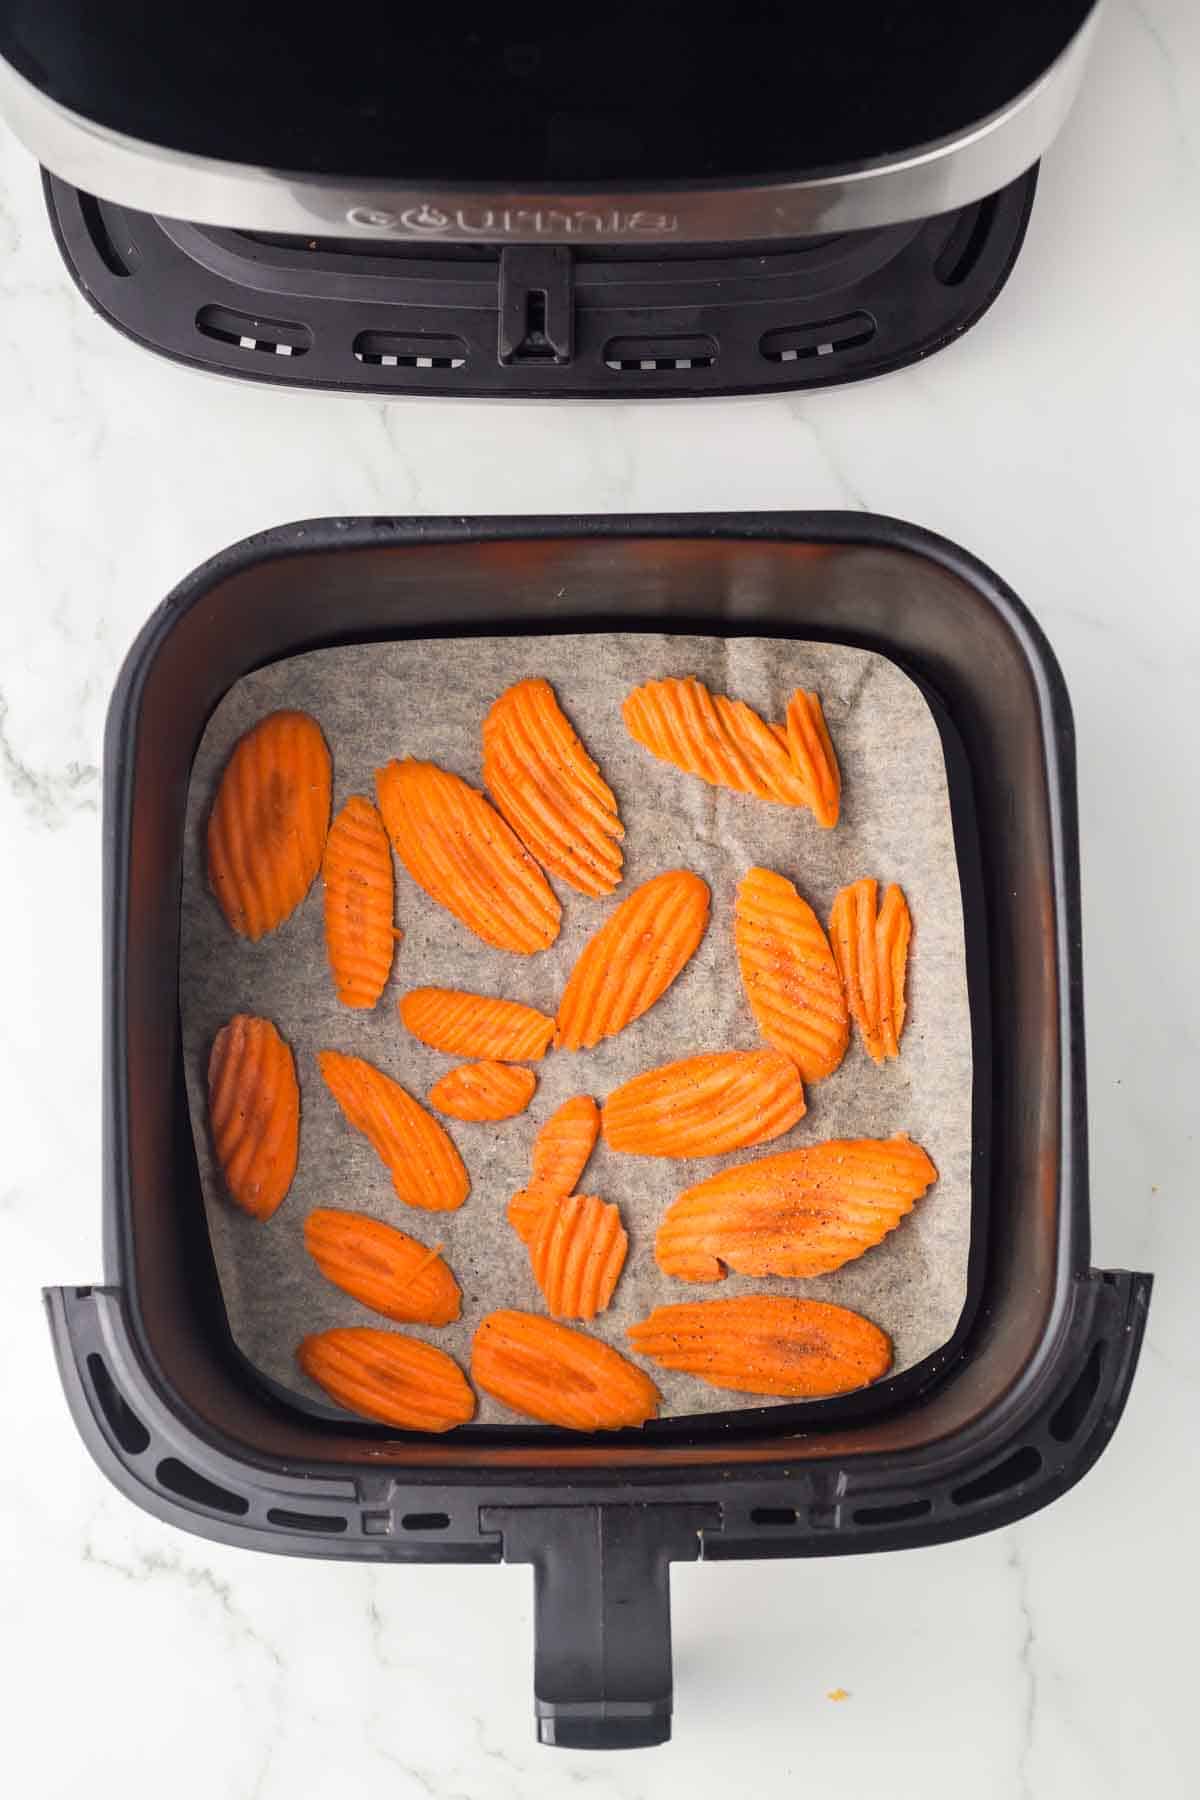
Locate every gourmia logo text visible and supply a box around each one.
[398,203,679,236]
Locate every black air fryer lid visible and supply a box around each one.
[5,2,1094,188]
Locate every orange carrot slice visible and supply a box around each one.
[208,1014,299,1220]
[627,1296,892,1398]
[207,710,331,940]
[623,676,810,806]
[297,1327,474,1431]
[428,1060,536,1122]
[785,691,841,828]
[734,867,849,1082]
[322,795,397,1009]
[375,757,560,954]
[555,869,710,1051]
[318,1049,468,1211]
[482,677,624,897]
[876,884,912,1059]
[303,1208,461,1326]
[529,1193,628,1320]
[507,1095,601,1244]
[471,1310,659,1430]
[655,1133,937,1281]
[399,987,555,1061]
[829,879,911,1062]
[602,1049,805,1158]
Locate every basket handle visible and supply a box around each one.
[482,1502,718,1749]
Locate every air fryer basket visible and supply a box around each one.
[49,514,1150,1749]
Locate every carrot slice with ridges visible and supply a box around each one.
[735,867,849,1082]
[622,676,808,806]
[322,795,396,1008]
[207,710,331,940]
[428,1060,536,1122]
[399,986,555,1061]
[471,1310,659,1430]
[208,1014,299,1220]
[507,1095,601,1244]
[297,1327,474,1431]
[318,1049,469,1211]
[482,678,625,897]
[655,1134,938,1281]
[876,884,912,1059]
[375,757,560,954]
[628,1296,892,1397]
[303,1208,461,1325]
[830,878,910,1062]
[829,878,886,1063]
[602,1049,805,1158]
[529,1193,628,1320]
[555,869,709,1051]
[785,691,841,828]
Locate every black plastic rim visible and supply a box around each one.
[43,171,1036,397]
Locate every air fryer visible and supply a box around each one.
[0,3,1102,394]
[48,514,1151,1749]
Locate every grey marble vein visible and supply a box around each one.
[0,693,98,825]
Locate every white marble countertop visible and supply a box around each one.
[1,3,1195,1795]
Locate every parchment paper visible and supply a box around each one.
[181,634,972,1425]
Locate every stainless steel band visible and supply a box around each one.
[0,6,1100,243]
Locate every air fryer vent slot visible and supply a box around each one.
[156,1457,249,1516]
[1048,1340,1106,1443]
[87,1354,150,1455]
[749,1506,799,1527]
[195,305,312,357]
[760,313,876,362]
[265,1507,348,1534]
[603,335,717,372]
[401,1511,451,1532]
[78,194,139,278]
[852,1497,932,1527]
[934,194,1000,288]
[353,331,467,370]
[951,1445,1043,1508]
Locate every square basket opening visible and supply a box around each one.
[107,522,1080,1472]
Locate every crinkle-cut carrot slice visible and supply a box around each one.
[602,1050,805,1159]
[399,986,555,1061]
[507,1095,601,1244]
[297,1327,475,1431]
[876,884,912,1059]
[785,690,841,828]
[734,867,849,1082]
[374,757,560,955]
[208,1014,299,1220]
[555,869,710,1051]
[318,1049,468,1212]
[529,1193,628,1321]
[428,1060,536,1122]
[627,1296,892,1398]
[322,795,397,1009]
[482,678,625,898]
[303,1208,461,1326]
[207,710,332,941]
[829,878,885,1062]
[655,1133,937,1281]
[471,1310,659,1430]
[829,879,911,1062]
[622,676,808,806]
